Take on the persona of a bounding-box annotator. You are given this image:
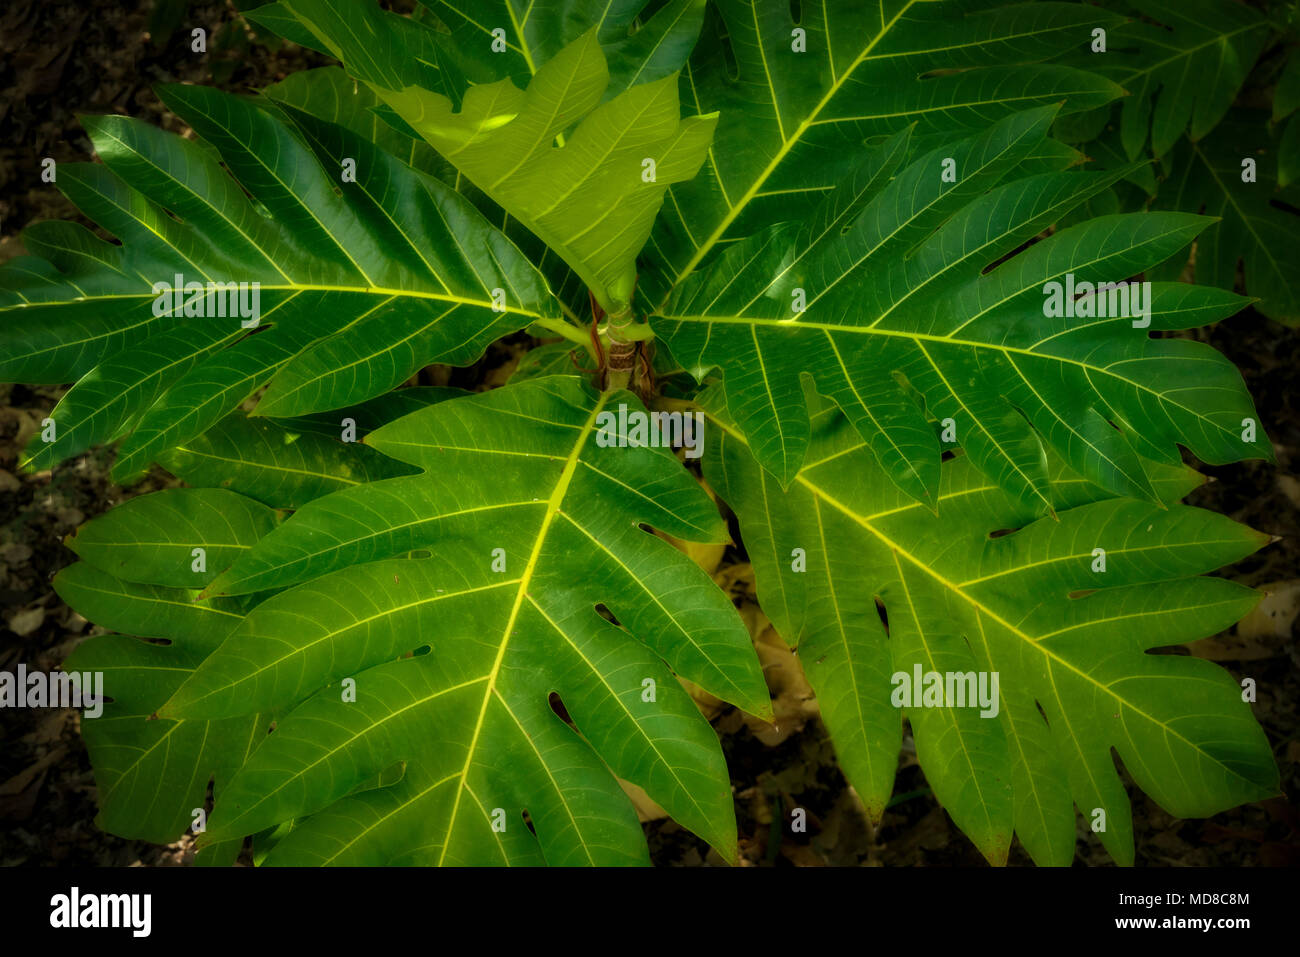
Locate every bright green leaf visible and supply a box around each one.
[160,377,768,864]
[705,392,1278,865]
[656,109,1269,505]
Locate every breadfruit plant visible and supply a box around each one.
[1053,0,1300,324]
[0,0,1283,866]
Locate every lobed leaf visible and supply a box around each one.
[153,377,767,864]
[56,514,276,846]
[1077,0,1269,160]
[66,487,281,588]
[276,3,716,313]
[418,0,708,101]
[0,84,558,476]
[656,108,1270,505]
[704,390,1278,865]
[1150,112,1300,325]
[646,0,1126,297]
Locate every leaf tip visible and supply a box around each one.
[979,835,1011,868]
[199,576,234,599]
[859,794,885,829]
[748,699,776,724]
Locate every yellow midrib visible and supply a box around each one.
[172,578,524,716]
[435,394,608,864]
[707,412,1258,788]
[666,306,1238,447]
[889,547,1004,854]
[2,283,544,318]
[668,0,920,293]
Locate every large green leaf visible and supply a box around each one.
[1150,111,1300,325]
[417,0,708,100]
[655,108,1270,505]
[1077,0,1269,160]
[155,376,768,864]
[250,0,707,101]
[56,496,279,850]
[156,386,461,508]
[262,62,603,323]
[275,3,715,314]
[0,83,559,477]
[8,0,1282,873]
[156,412,412,509]
[252,0,709,320]
[645,0,1126,296]
[66,487,281,588]
[259,66,449,179]
[704,390,1278,865]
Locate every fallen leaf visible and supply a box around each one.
[1238,579,1300,640]
[7,605,45,636]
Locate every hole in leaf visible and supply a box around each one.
[874,596,889,634]
[917,67,966,79]
[987,527,1018,539]
[1068,588,1096,599]
[980,232,1046,275]
[789,0,802,24]
[521,808,537,836]
[594,602,621,626]
[548,691,575,727]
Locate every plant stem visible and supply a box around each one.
[531,315,596,358]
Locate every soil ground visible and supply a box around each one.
[1,0,1296,867]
